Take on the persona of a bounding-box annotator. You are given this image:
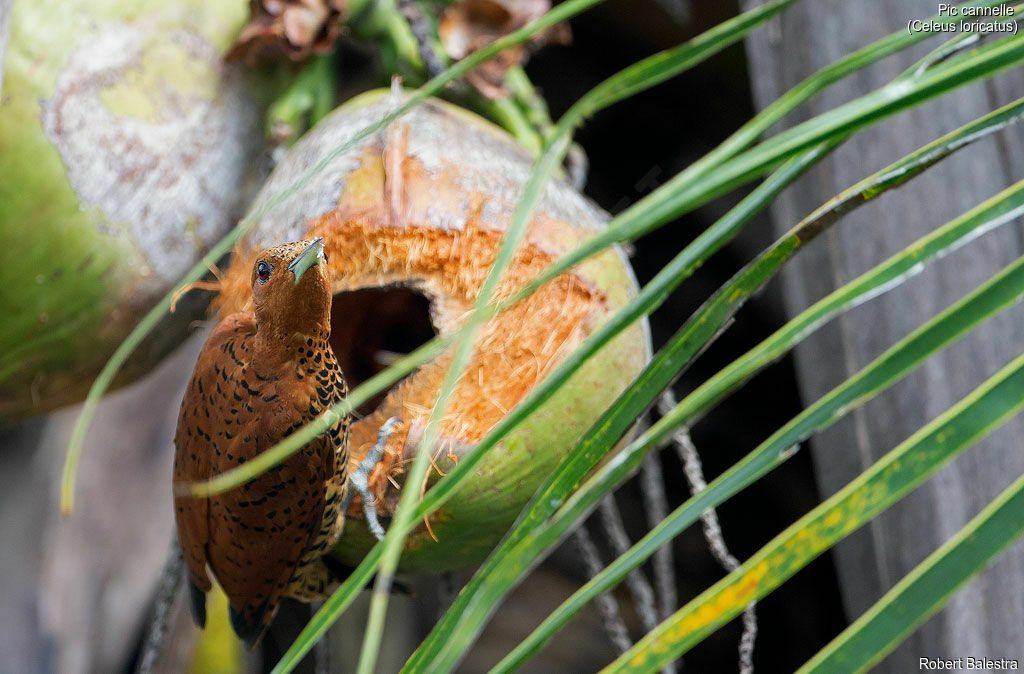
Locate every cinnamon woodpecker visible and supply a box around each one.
[172,237,392,646]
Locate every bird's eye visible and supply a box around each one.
[257,261,271,283]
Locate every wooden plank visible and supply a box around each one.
[742,1,1024,670]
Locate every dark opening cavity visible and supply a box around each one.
[329,286,437,416]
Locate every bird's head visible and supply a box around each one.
[250,237,331,335]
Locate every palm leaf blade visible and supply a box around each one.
[603,350,1024,672]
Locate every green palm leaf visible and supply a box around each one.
[798,470,1024,674]
[605,347,1024,672]
[499,230,1024,673]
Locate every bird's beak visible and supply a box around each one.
[287,237,325,284]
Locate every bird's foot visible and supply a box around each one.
[343,416,401,541]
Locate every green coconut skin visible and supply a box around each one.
[334,318,648,574]
[0,0,272,418]
[232,90,651,573]
[333,210,647,574]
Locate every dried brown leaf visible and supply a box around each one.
[439,0,571,98]
[228,0,347,65]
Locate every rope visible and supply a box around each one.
[572,526,632,654]
[659,390,757,674]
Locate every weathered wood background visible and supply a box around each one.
[744,0,1024,669]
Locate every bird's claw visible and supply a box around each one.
[343,417,401,541]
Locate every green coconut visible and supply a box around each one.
[0,0,272,418]
[214,90,651,573]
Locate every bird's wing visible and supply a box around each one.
[203,348,336,646]
[172,314,256,625]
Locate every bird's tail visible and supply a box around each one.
[229,599,273,649]
[187,578,207,628]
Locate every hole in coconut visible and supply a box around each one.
[329,286,437,416]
